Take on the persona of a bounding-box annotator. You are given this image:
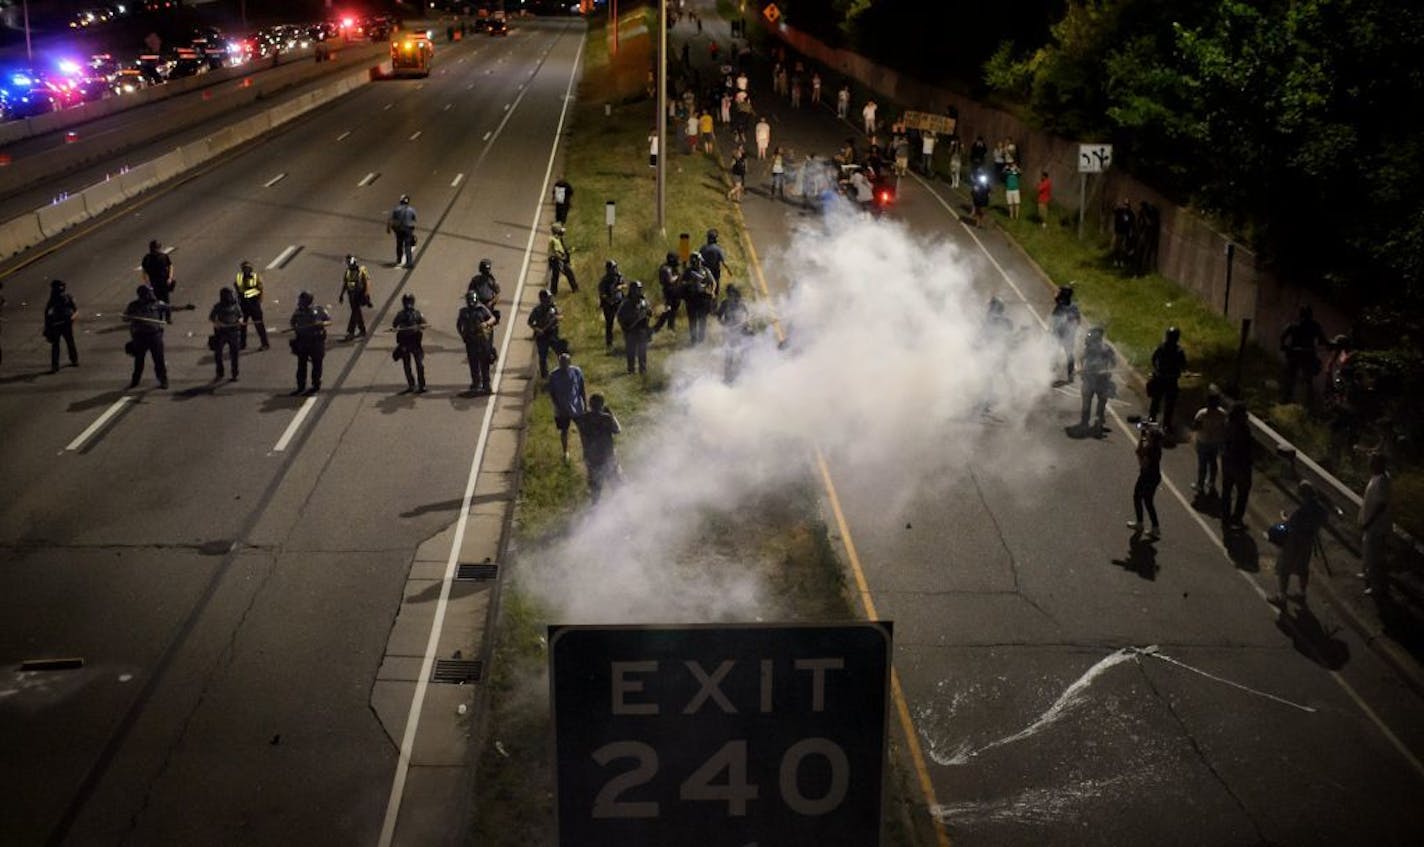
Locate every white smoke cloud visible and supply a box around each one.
[518,203,1061,623]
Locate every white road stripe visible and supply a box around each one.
[408,131,422,141]
[272,396,317,453]
[358,172,379,187]
[266,245,299,270]
[450,173,464,187]
[375,34,586,847]
[481,131,491,142]
[263,173,287,188]
[337,130,352,141]
[65,396,133,451]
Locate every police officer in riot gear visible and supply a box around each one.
[289,290,330,395]
[1148,326,1187,434]
[657,251,681,331]
[681,252,716,345]
[141,240,175,323]
[43,279,79,372]
[715,283,752,383]
[527,289,562,379]
[234,260,269,350]
[457,290,498,394]
[547,223,578,294]
[209,286,243,381]
[1079,326,1117,435]
[388,195,417,268]
[1050,285,1081,383]
[392,292,428,393]
[124,285,168,390]
[598,259,626,351]
[616,280,652,374]
[338,254,371,340]
[467,258,502,321]
[699,228,728,287]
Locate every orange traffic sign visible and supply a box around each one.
[763,3,781,24]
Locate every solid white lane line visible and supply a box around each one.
[481,131,491,142]
[375,33,586,847]
[272,397,316,453]
[263,173,287,188]
[408,131,422,141]
[266,245,299,270]
[919,170,1424,781]
[450,173,464,188]
[337,130,352,141]
[358,172,379,187]
[65,397,133,451]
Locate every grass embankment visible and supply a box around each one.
[986,208,1423,539]
[468,8,905,844]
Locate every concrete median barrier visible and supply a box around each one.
[81,177,127,218]
[0,213,43,258]
[152,150,187,182]
[117,161,160,198]
[36,195,88,239]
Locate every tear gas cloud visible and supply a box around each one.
[519,204,1062,624]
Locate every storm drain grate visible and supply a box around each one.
[456,562,499,581]
[432,659,483,684]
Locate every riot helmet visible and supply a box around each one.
[401,293,416,309]
[298,290,314,307]
[478,258,493,274]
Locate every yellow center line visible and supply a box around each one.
[733,203,951,847]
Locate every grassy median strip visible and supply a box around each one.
[468,9,901,844]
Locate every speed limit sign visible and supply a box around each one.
[550,622,892,845]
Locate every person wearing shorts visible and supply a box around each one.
[1004,163,1022,220]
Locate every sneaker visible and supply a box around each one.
[127,378,139,389]
[260,343,270,351]
[158,381,168,390]
[290,388,305,396]
[1126,521,1144,532]
[417,386,428,394]
[1268,594,1286,608]
[304,386,319,395]
[1147,526,1161,539]
[230,375,239,382]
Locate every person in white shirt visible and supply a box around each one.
[1359,453,1392,597]
[862,99,878,135]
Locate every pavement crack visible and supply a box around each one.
[118,555,282,844]
[1139,661,1270,843]
[967,467,1057,625]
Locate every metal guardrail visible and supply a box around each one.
[1247,411,1422,558]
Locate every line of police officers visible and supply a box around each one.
[91,243,501,395]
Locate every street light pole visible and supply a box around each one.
[655,0,667,235]
[23,0,33,63]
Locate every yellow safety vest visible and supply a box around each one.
[235,272,262,299]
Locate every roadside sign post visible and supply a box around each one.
[1077,143,1113,240]
[606,201,616,247]
[655,0,667,236]
[550,622,892,846]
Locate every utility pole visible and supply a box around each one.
[655,0,667,235]
[23,0,33,63]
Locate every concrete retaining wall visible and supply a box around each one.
[0,214,42,259]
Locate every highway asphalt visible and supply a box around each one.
[679,5,1424,845]
[0,18,582,845]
